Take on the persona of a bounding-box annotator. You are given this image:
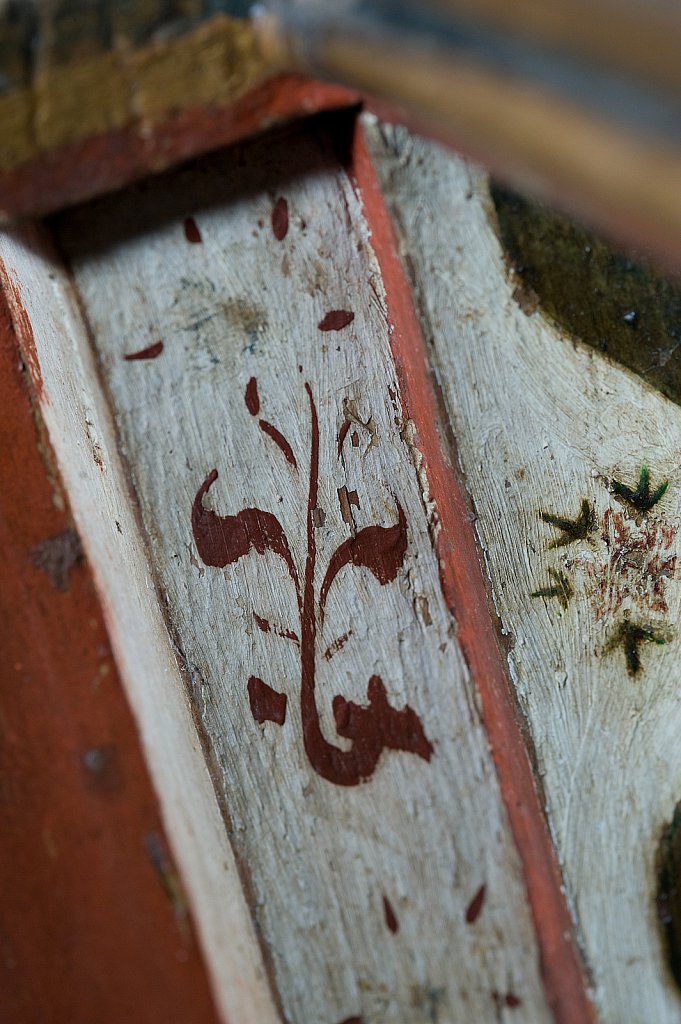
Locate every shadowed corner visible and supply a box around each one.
[657,802,681,992]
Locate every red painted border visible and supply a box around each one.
[0,74,358,219]
[0,286,221,1024]
[351,120,596,1023]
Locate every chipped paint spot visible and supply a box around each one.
[81,744,123,795]
[31,527,83,591]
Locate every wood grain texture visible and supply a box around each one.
[365,116,681,1023]
[43,115,553,1022]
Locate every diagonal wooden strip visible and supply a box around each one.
[0,73,359,220]
[0,286,221,1024]
[356,116,596,1024]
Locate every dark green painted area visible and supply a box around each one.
[539,498,596,549]
[609,619,667,676]
[530,568,573,611]
[657,802,681,992]
[491,183,681,408]
[611,464,668,515]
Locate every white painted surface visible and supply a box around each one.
[366,117,681,1024]
[44,122,552,1022]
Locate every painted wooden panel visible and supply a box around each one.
[13,116,560,1022]
[365,116,681,1023]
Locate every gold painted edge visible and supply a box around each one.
[0,13,270,172]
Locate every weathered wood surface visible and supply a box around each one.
[0,116,567,1022]
[366,117,681,1023]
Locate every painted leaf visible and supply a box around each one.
[332,675,433,766]
[247,676,287,726]
[244,376,260,416]
[245,377,298,467]
[271,197,289,241]
[192,469,299,591]
[258,420,297,467]
[318,310,354,332]
[319,500,407,620]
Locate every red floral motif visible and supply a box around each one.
[191,376,433,785]
[565,507,678,622]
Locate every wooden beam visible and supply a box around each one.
[353,116,596,1024]
[0,285,221,1024]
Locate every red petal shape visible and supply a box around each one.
[271,197,289,241]
[183,217,202,243]
[318,310,354,332]
[123,340,164,361]
[332,675,433,765]
[248,676,287,726]
[245,377,260,416]
[320,500,407,620]
[191,470,299,595]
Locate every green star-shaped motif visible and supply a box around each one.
[531,568,573,611]
[611,464,668,513]
[610,620,667,676]
[539,498,596,548]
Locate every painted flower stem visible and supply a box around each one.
[193,376,432,786]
